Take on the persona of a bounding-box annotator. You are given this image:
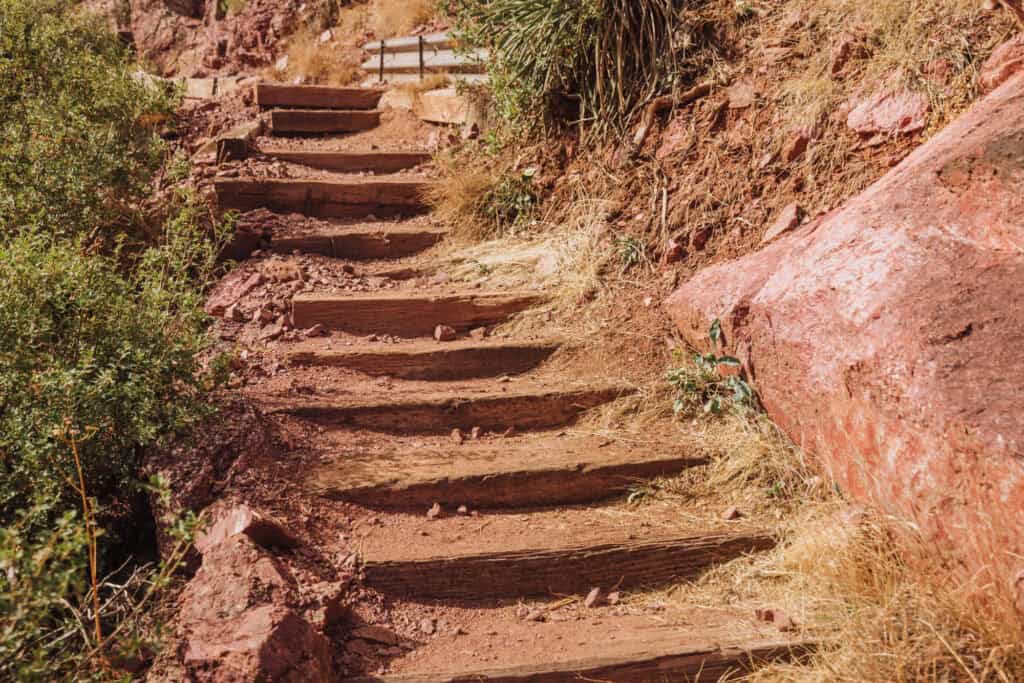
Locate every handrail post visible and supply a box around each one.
[379,39,385,83]
[418,35,425,81]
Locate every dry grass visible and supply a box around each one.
[278,26,362,86]
[367,0,436,38]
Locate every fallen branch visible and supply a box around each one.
[632,82,713,149]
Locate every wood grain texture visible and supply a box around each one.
[270,227,445,259]
[256,84,384,109]
[291,291,544,335]
[312,450,706,509]
[269,385,631,434]
[270,108,381,134]
[261,149,432,173]
[214,178,431,219]
[287,340,560,380]
[346,638,813,683]
[362,531,777,601]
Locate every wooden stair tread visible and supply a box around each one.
[310,431,705,509]
[291,290,544,335]
[270,224,446,259]
[264,383,631,434]
[260,148,432,173]
[269,108,382,134]
[345,614,810,683]
[358,517,776,600]
[256,83,385,109]
[287,338,560,380]
[215,177,431,220]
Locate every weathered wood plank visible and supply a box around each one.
[360,49,489,74]
[312,446,706,509]
[287,339,560,380]
[269,108,381,134]
[291,291,544,335]
[214,178,431,219]
[269,385,630,434]
[362,531,777,601]
[346,638,813,683]
[270,227,446,259]
[261,149,432,173]
[256,84,384,109]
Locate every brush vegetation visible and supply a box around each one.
[447,0,702,136]
[0,0,224,677]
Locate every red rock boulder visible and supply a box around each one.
[980,35,1024,94]
[666,73,1024,571]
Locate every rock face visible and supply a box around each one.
[980,35,1024,94]
[666,73,1024,570]
[847,86,930,136]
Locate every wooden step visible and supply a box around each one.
[361,528,776,601]
[363,31,455,55]
[256,83,384,109]
[215,178,430,219]
[270,225,445,259]
[345,622,810,683]
[291,291,543,335]
[269,108,381,135]
[268,384,630,434]
[260,149,432,173]
[361,48,489,75]
[287,339,560,381]
[310,433,706,509]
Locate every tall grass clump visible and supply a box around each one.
[447,0,694,136]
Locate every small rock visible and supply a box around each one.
[258,322,284,341]
[726,80,756,109]
[979,35,1024,94]
[304,323,325,338]
[274,55,289,72]
[419,618,436,636]
[722,506,743,521]
[781,131,810,163]
[470,426,482,440]
[526,609,546,622]
[225,304,245,322]
[608,591,621,606]
[318,29,333,44]
[584,587,604,609]
[846,85,930,136]
[762,203,802,244]
[662,237,685,265]
[351,626,404,647]
[342,264,356,275]
[434,325,457,342]
[427,503,442,520]
[457,505,469,516]
[689,226,713,252]
[469,327,487,341]
[194,504,298,554]
[451,428,465,444]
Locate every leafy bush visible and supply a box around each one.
[0,227,222,538]
[447,0,687,135]
[0,0,174,244]
[667,320,757,417]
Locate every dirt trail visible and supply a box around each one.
[187,82,814,681]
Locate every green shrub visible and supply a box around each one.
[667,321,757,417]
[0,0,174,244]
[0,227,222,537]
[447,0,687,136]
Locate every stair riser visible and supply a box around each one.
[288,344,559,381]
[291,294,543,336]
[316,456,707,510]
[270,231,444,260]
[256,84,384,110]
[278,388,624,434]
[346,642,813,683]
[215,179,430,220]
[270,109,381,135]
[262,151,432,174]
[363,533,776,601]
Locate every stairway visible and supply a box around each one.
[213,83,810,681]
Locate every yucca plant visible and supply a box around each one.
[448,0,691,137]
